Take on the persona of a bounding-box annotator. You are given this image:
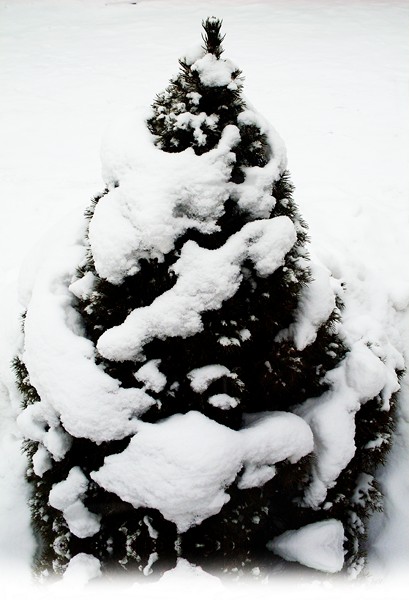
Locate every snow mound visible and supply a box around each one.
[267,519,345,573]
[61,553,101,586]
[92,410,313,532]
[276,258,339,351]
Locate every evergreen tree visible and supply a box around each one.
[14,18,401,581]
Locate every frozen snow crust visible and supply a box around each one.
[14,18,404,581]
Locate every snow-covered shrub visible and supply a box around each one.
[14,18,403,580]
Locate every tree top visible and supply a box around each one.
[201,17,225,59]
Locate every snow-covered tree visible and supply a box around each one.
[14,18,402,580]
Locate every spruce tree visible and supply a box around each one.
[14,18,402,580]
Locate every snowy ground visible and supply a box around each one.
[1,0,408,598]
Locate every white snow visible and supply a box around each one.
[16,225,158,443]
[91,411,242,533]
[49,467,101,539]
[143,552,159,577]
[191,53,238,87]
[182,45,205,68]
[295,331,403,509]
[208,393,239,410]
[174,111,219,146]
[69,272,97,301]
[92,410,313,532]
[17,404,72,462]
[97,216,296,361]
[187,364,235,393]
[93,102,287,286]
[143,515,159,540]
[267,519,345,573]
[276,257,339,351]
[60,553,101,585]
[134,359,167,393]
[345,341,388,401]
[32,445,52,477]
[92,121,240,284]
[0,0,408,594]
[235,109,288,218]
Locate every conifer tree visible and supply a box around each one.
[14,18,401,580]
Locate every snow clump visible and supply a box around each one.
[267,519,345,573]
[91,410,313,532]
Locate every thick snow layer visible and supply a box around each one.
[49,467,101,539]
[134,359,167,393]
[97,216,296,361]
[267,519,345,573]
[296,336,402,508]
[92,410,313,532]
[93,106,286,286]
[277,257,339,351]
[61,553,101,585]
[69,271,97,301]
[91,412,241,532]
[191,53,238,88]
[0,0,408,590]
[92,122,240,284]
[15,218,158,443]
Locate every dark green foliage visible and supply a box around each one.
[16,17,399,581]
[325,385,401,571]
[13,355,39,408]
[147,19,245,157]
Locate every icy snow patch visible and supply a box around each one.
[97,216,296,361]
[143,552,159,577]
[92,410,313,532]
[49,467,101,539]
[267,519,345,573]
